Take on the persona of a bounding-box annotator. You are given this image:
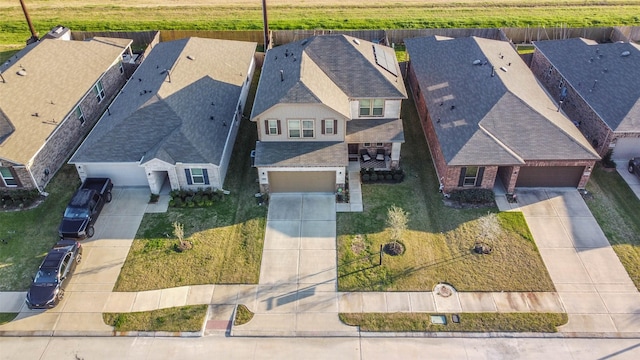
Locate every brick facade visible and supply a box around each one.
[29,62,128,191]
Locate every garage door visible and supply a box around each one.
[269,171,335,193]
[612,138,640,161]
[80,163,148,187]
[516,166,583,188]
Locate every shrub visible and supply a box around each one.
[370,173,378,181]
[449,188,495,204]
[362,174,370,181]
[601,150,616,168]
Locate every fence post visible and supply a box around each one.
[379,244,383,266]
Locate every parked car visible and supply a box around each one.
[25,240,82,309]
[58,178,113,239]
[628,158,640,179]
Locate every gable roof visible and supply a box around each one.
[251,35,407,119]
[534,38,640,132]
[70,37,256,166]
[0,37,131,165]
[405,36,599,166]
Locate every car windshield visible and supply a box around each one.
[63,207,89,219]
[33,269,58,285]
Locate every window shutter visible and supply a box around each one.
[10,167,22,187]
[321,120,325,134]
[476,167,484,187]
[277,120,281,134]
[203,169,210,185]
[334,119,338,135]
[264,120,269,134]
[185,169,192,185]
[458,167,466,187]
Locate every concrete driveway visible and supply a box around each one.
[615,160,640,200]
[0,187,150,335]
[234,193,357,336]
[513,189,640,334]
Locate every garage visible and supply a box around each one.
[269,171,336,193]
[77,163,148,187]
[516,166,584,188]
[612,138,640,161]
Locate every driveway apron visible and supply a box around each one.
[515,189,640,334]
[235,193,356,336]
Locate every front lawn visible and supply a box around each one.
[113,72,266,291]
[585,165,640,290]
[104,305,207,332]
[337,88,555,292]
[340,312,568,333]
[0,165,80,291]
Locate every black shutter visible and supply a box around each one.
[458,167,466,187]
[321,120,325,134]
[334,119,338,135]
[476,167,484,187]
[185,169,192,185]
[277,120,281,135]
[203,169,210,185]
[264,120,269,134]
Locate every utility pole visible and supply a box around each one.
[19,0,39,44]
[262,0,270,51]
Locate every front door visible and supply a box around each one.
[348,144,359,158]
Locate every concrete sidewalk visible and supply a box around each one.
[497,188,640,334]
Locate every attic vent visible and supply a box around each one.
[621,51,631,57]
[500,67,507,72]
[353,39,360,45]
[186,55,195,60]
[301,39,308,46]
[17,69,26,76]
[472,59,482,65]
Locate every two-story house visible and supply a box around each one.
[251,35,407,194]
[0,28,133,192]
[405,36,599,195]
[531,38,640,160]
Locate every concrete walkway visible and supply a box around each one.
[336,161,363,212]
[496,188,640,334]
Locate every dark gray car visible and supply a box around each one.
[628,158,640,179]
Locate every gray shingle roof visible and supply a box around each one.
[251,35,407,119]
[405,36,599,166]
[255,141,348,167]
[71,37,256,165]
[534,38,640,132]
[0,37,131,165]
[346,118,405,143]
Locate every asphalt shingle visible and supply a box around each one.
[255,141,348,167]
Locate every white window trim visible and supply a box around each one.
[359,99,385,117]
[463,166,479,187]
[94,80,105,103]
[75,106,85,125]
[288,119,315,138]
[324,119,334,135]
[0,167,17,187]
[267,119,278,135]
[190,168,205,185]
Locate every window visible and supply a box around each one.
[321,119,338,135]
[0,167,17,187]
[359,99,384,117]
[288,120,314,138]
[364,143,371,147]
[267,120,279,135]
[75,106,85,125]
[190,168,205,185]
[458,166,485,187]
[94,80,105,103]
[376,143,383,147]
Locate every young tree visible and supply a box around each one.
[173,221,191,251]
[385,205,409,255]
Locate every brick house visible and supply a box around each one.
[70,38,256,194]
[531,38,640,160]
[0,33,133,192]
[251,35,407,194]
[405,36,599,195]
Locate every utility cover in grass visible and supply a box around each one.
[431,315,447,325]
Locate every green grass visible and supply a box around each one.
[103,305,207,332]
[337,87,555,293]
[113,71,266,292]
[234,304,254,326]
[1,1,640,48]
[585,165,640,290]
[340,312,568,332]
[0,165,80,291]
[0,313,18,325]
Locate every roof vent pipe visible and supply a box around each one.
[491,67,495,77]
[280,69,284,82]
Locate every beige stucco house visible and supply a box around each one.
[251,35,407,193]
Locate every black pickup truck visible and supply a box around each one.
[58,178,113,239]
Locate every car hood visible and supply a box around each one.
[58,218,88,237]
[27,284,57,306]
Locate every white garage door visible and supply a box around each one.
[612,138,640,160]
[80,163,148,187]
